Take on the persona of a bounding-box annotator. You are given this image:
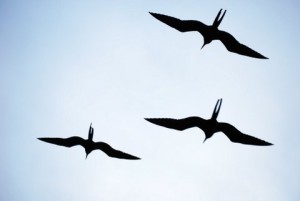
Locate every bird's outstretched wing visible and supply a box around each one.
[38,136,85,147]
[217,30,268,59]
[93,142,140,160]
[145,117,207,131]
[149,12,208,35]
[217,122,273,145]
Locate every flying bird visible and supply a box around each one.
[149,9,268,59]
[38,123,140,160]
[145,99,273,146]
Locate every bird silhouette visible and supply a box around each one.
[149,9,268,59]
[38,123,140,160]
[145,99,273,146]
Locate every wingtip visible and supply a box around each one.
[259,141,273,146]
[257,54,269,59]
[149,12,155,16]
[37,137,49,143]
[259,54,269,59]
[149,12,161,18]
[243,53,269,60]
[144,118,157,124]
[37,137,49,142]
[145,118,151,123]
[125,155,141,160]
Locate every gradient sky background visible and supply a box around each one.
[1,0,300,200]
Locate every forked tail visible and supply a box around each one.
[88,123,94,141]
[211,99,222,121]
[212,9,226,28]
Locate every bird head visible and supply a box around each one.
[203,129,215,143]
[85,149,92,159]
[203,134,213,143]
[201,38,211,49]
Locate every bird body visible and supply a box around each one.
[38,124,140,160]
[145,99,273,146]
[150,9,268,59]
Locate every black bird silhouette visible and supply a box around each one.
[149,9,268,59]
[145,99,272,146]
[38,123,140,160]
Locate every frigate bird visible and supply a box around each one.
[38,123,140,160]
[149,9,268,59]
[145,99,273,146]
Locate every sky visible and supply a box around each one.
[1,0,300,200]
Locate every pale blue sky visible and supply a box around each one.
[1,0,300,200]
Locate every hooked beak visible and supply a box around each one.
[201,43,205,49]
